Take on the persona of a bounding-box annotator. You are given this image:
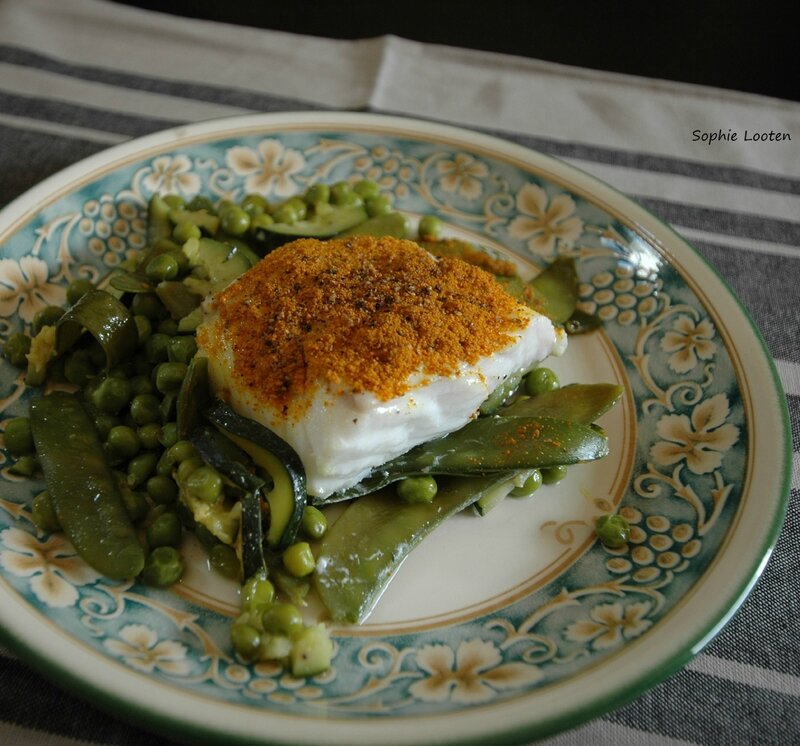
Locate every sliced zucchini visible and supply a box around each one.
[182,236,258,294]
[204,400,306,550]
[191,426,268,579]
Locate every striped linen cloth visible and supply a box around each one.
[0,0,798,743]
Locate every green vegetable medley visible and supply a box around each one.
[1,178,625,677]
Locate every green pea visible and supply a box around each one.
[397,476,438,504]
[2,333,31,368]
[220,205,251,236]
[142,546,184,586]
[86,339,107,369]
[155,362,187,394]
[4,416,34,456]
[63,351,95,386]
[282,541,316,578]
[241,193,269,215]
[301,506,328,540]
[209,543,240,579]
[541,464,568,485]
[9,455,37,476]
[146,511,182,548]
[159,422,179,449]
[137,422,163,450]
[242,572,275,614]
[155,450,172,477]
[129,374,155,396]
[250,213,274,231]
[66,278,95,305]
[92,413,120,440]
[127,452,158,488]
[353,179,380,200]
[186,195,214,212]
[304,183,330,205]
[31,490,60,532]
[106,424,141,461]
[510,469,543,497]
[129,394,161,426]
[285,197,307,219]
[330,180,353,205]
[230,623,261,661]
[91,377,133,415]
[32,306,65,335]
[108,363,134,379]
[186,465,223,503]
[112,472,150,524]
[146,474,178,505]
[365,195,392,217]
[595,513,631,548]
[172,221,201,243]
[131,292,168,321]
[167,439,197,464]
[262,602,304,638]
[145,253,179,282]
[176,456,204,484]
[271,203,297,224]
[156,318,179,337]
[418,215,443,241]
[525,367,560,396]
[167,336,197,364]
[144,333,170,363]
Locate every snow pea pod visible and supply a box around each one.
[315,475,506,623]
[55,289,138,370]
[527,256,579,324]
[325,415,608,501]
[176,355,211,440]
[501,383,623,423]
[29,391,145,579]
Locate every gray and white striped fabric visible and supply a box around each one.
[0,0,798,743]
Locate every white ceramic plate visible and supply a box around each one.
[0,112,791,745]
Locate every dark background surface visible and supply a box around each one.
[110,1,798,102]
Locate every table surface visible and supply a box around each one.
[0,1,798,744]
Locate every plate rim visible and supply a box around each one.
[0,110,792,745]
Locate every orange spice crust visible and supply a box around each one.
[197,236,530,419]
[420,238,518,277]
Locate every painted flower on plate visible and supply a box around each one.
[226,139,305,197]
[0,256,65,323]
[435,153,488,200]
[507,183,583,254]
[409,638,542,704]
[660,314,717,374]
[0,527,99,607]
[650,393,739,474]
[143,155,200,196]
[104,624,190,676]
[564,600,653,650]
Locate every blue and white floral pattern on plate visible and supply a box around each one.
[0,113,789,745]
